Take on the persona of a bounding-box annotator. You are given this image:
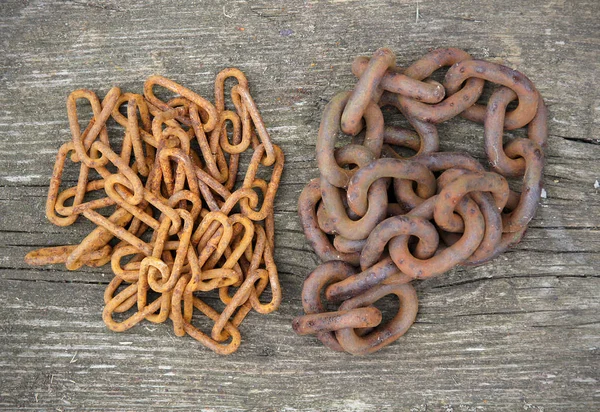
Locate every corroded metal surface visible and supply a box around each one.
[25,70,284,355]
[293,48,547,355]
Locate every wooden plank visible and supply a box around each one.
[1,275,598,410]
[0,0,598,410]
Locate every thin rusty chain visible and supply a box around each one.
[25,68,284,355]
[293,47,547,355]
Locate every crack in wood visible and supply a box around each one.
[557,135,600,146]
[430,273,599,289]
[5,277,110,286]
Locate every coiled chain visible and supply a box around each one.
[293,48,547,355]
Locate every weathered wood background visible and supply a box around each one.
[1,0,598,410]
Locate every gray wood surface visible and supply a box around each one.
[1,0,599,410]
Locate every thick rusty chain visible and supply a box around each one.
[25,68,284,355]
[293,47,547,355]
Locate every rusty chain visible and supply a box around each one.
[25,68,284,355]
[293,47,547,355]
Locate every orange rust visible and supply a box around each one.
[26,69,284,355]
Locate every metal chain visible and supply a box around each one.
[293,47,547,355]
[25,69,284,355]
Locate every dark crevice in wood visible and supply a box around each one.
[450,308,570,318]
[0,266,98,274]
[527,225,600,231]
[0,183,51,188]
[4,244,74,249]
[513,286,558,290]
[274,210,304,215]
[557,136,600,146]
[430,273,599,289]
[530,320,600,329]
[5,277,110,286]
[0,229,52,234]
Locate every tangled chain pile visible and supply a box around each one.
[292,48,547,355]
[26,69,284,354]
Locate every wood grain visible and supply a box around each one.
[0,0,598,410]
